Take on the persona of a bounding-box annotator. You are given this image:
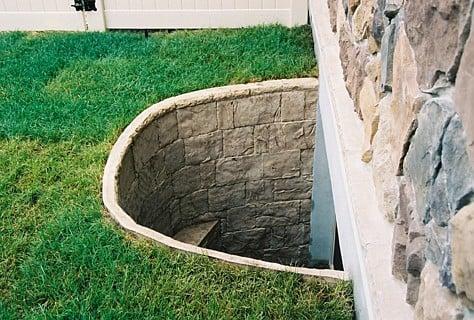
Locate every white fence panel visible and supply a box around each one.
[103,0,307,29]
[0,0,87,31]
[0,0,307,31]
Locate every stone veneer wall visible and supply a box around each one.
[327,0,474,318]
[117,79,318,267]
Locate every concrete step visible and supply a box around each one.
[173,220,219,247]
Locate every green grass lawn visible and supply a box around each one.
[0,26,353,319]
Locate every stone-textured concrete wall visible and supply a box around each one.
[327,0,474,317]
[117,80,318,267]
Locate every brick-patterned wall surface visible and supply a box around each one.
[117,80,318,267]
[328,0,474,317]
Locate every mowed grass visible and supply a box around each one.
[0,26,353,319]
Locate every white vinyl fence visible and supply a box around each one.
[0,0,308,31]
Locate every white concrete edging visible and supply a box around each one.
[309,1,413,319]
[102,79,348,283]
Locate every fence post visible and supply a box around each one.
[85,0,106,31]
[290,0,308,26]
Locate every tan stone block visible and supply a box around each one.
[389,23,422,174]
[254,123,284,154]
[454,14,474,164]
[281,91,305,122]
[216,155,263,185]
[328,0,338,32]
[301,149,314,175]
[217,100,234,129]
[365,55,381,90]
[404,0,472,89]
[304,89,318,120]
[223,127,254,157]
[262,150,300,179]
[184,131,222,165]
[368,35,379,54]
[336,0,347,35]
[234,94,280,127]
[359,77,380,163]
[352,0,374,41]
[414,262,464,320]
[348,0,361,13]
[177,103,217,138]
[282,121,316,150]
[371,94,399,221]
[339,21,370,115]
[451,203,474,309]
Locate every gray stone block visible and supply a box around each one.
[263,150,300,178]
[136,162,157,197]
[118,148,136,197]
[221,228,267,254]
[260,201,300,225]
[428,168,452,227]
[266,226,288,248]
[223,127,254,157]
[173,166,201,197]
[180,189,208,221]
[208,183,245,211]
[184,131,222,165]
[305,90,317,120]
[225,205,259,232]
[404,98,456,223]
[177,103,217,138]
[273,176,312,201]
[217,100,234,129]
[263,245,309,266]
[406,273,421,306]
[133,112,178,168]
[406,236,426,278]
[281,91,305,122]
[147,148,165,179]
[254,123,284,154]
[282,121,316,150]
[215,155,263,185]
[264,225,309,250]
[392,219,408,282]
[300,199,312,223]
[380,22,396,92]
[234,94,281,127]
[121,179,143,221]
[199,160,216,188]
[256,215,294,228]
[132,123,161,170]
[383,0,402,18]
[163,139,185,174]
[441,114,474,213]
[245,180,273,203]
[440,239,455,291]
[139,188,175,232]
[157,111,179,147]
[425,220,449,267]
[300,149,314,176]
[287,224,310,246]
[372,0,387,44]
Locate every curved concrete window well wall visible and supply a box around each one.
[103,78,346,279]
